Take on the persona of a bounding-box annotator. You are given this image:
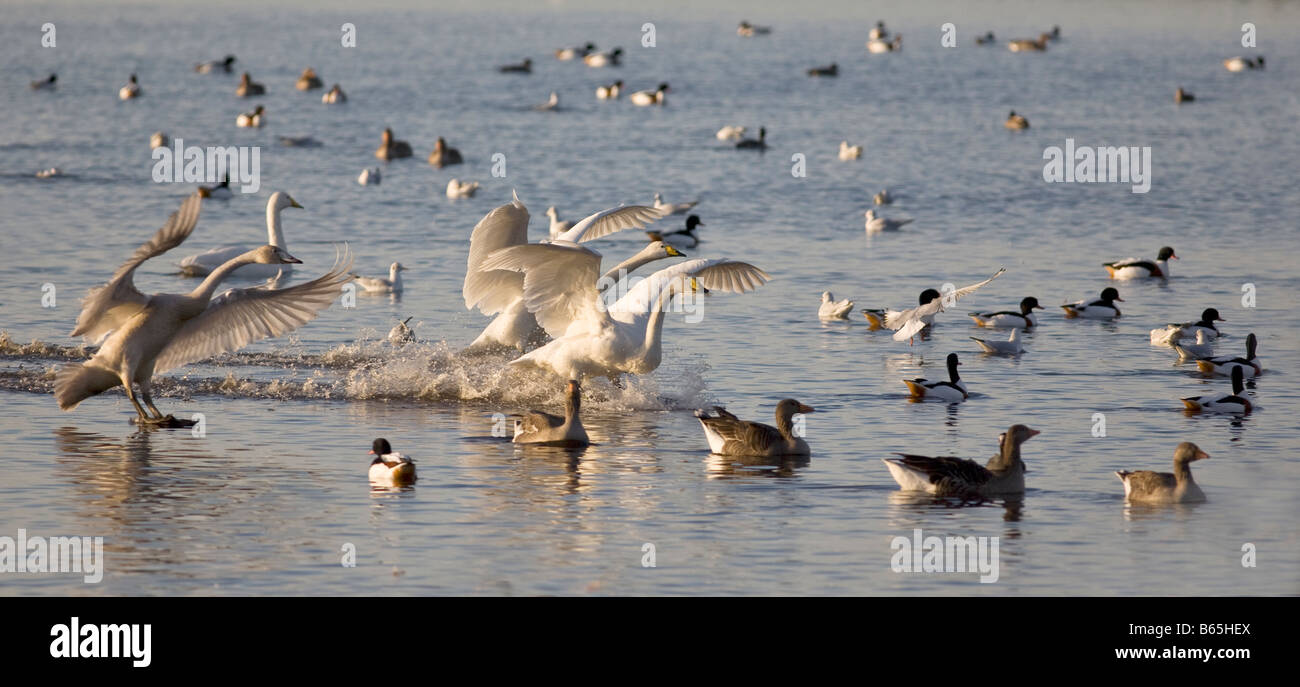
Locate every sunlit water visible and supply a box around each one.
[1,2,1298,595]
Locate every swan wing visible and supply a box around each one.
[464,193,530,314]
[609,258,771,321]
[555,204,668,243]
[153,247,352,373]
[71,191,205,342]
[885,268,1005,341]
[478,242,603,336]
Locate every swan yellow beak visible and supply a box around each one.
[666,246,685,257]
[289,198,304,209]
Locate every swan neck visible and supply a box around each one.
[641,280,679,356]
[601,249,662,286]
[190,252,257,302]
[267,204,287,249]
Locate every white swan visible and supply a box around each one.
[353,262,405,294]
[118,74,141,100]
[839,141,863,160]
[652,193,699,215]
[486,254,770,381]
[446,179,480,199]
[819,291,853,320]
[179,191,303,279]
[462,193,669,352]
[56,191,351,423]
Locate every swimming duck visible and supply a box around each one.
[195,55,236,74]
[1224,56,1264,72]
[883,424,1039,497]
[970,297,1044,329]
[1181,366,1251,414]
[839,141,863,160]
[1061,287,1123,319]
[513,380,589,446]
[278,135,321,147]
[555,42,596,61]
[1004,110,1029,129]
[696,399,813,457]
[235,105,264,128]
[199,174,233,199]
[735,127,767,149]
[1151,308,1224,345]
[368,438,417,485]
[322,84,347,104]
[235,72,265,97]
[1008,34,1050,52]
[428,137,463,168]
[646,215,703,248]
[499,58,532,73]
[971,329,1023,355]
[737,21,772,37]
[118,74,141,100]
[296,67,323,90]
[150,131,170,150]
[584,47,622,67]
[1104,246,1176,279]
[1194,332,1261,377]
[30,73,57,90]
[873,189,892,205]
[1116,442,1209,504]
[975,31,996,45]
[352,262,405,294]
[867,34,903,53]
[1175,87,1194,103]
[864,209,912,233]
[375,127,413,160]
[652,193,699,215]
[807,63,838,77]
[595,80,623,99]
[716,125,746,141]
[35,167,63,178]
[902,353,968,402]
[629,83,669,106]
[446,179,480,199]
[818,291,854,320]
[868,21,889,40]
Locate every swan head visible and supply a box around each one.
[1157,246,1177,261]
[250,245,302,264]
[643,240,685,259]
[269,191,303,212]
[1173,442,1209,464]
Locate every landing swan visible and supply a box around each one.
[56,192,351,423]
[179,191,303,279]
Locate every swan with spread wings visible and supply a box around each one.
[55,191,352,424]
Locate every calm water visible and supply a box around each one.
[1,1,1298,595]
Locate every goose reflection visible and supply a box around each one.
[705,452,810,478]
[886,490,1024,521]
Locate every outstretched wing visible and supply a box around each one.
[153,247,352,373]
[608,258,771,323]
[554,204,668,243]
[464,192,530,314]
[71,191,205,342]
[885,268,1005,341]
[478,241,603,337]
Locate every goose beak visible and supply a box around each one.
[1196,450,1210,460]
[1026,429,1041,438]
[798,404,815,413]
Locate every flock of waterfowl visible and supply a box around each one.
[32,18,1266,504]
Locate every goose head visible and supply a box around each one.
[1173,442,1209,465]
[1157,246,1177,261]
[435,136,448,151]
[777,398,814,416]
[240,72,252,85]
[1020,296,1044,314]
[381,127,394,144]
[249,245,302,264]
[1099,287,1123,303]
[1004,424,1040,447]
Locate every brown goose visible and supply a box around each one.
[235,72,265,97]
[883,424,1039,497]
[375,127,413,160]
[513,380,589,446]
[695,399,814,457]
[1116,442,1209,503]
